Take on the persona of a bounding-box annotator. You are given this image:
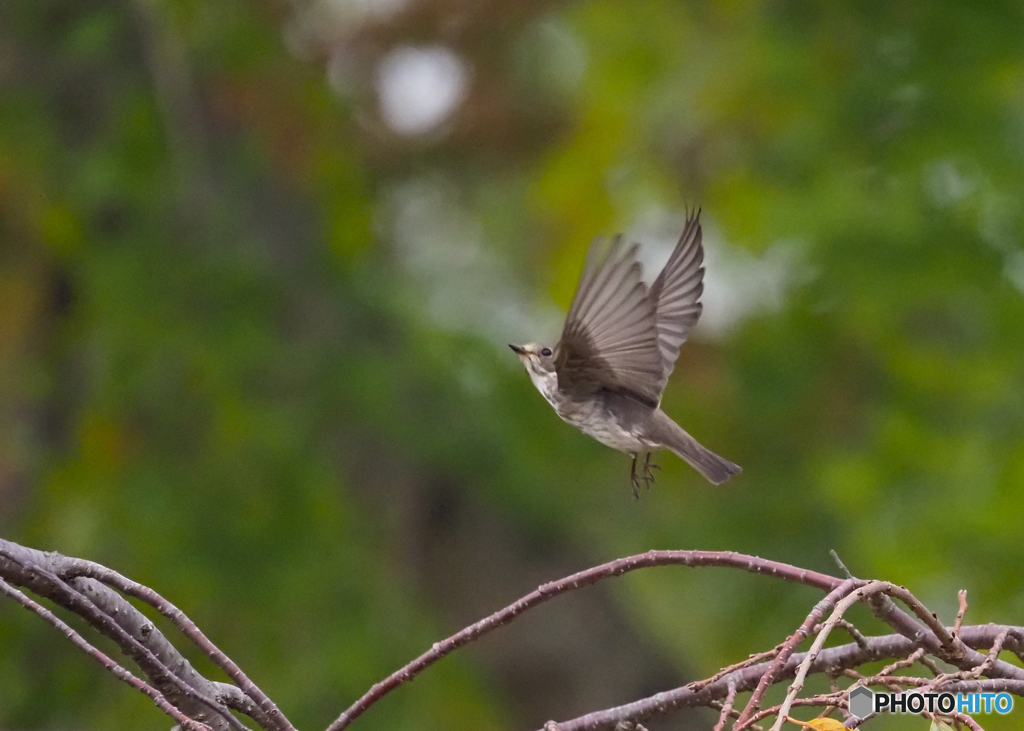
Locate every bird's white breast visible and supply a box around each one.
[526,367,560,407]
[525,370,653,454]
[561,397,652,453]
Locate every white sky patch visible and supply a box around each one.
[386,194,802,363]
[1005,251,1024,295]
[383,177,562,349]
[628,207,805,337]
[376,46,470,135]
[701,236,803,335]
[924,159,977,207]
[978,188,1018,253]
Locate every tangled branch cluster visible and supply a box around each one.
[1,538,1020,731]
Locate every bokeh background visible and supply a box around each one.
[2,1,1024,729]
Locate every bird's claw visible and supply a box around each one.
[630,455,659,498]
[641,454,659,488]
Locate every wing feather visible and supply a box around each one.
[648,212,705,391]
[554,212,708,407]
[555,237,663,407]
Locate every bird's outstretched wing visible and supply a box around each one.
[647,211,705,394]
[555,235,664,408]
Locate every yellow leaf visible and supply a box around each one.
[929,721,955,731]
[786,718,846,731]
[806,720,846,731]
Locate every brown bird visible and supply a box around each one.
[510,211,741,494]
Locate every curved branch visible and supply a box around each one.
[6,538,1024,731]
[539,633,911,731]
[0,541,261,730]
[0,577,210,731]
[733,578,864,727]
[541,626,1024,729]
[538,625,1024,731]
[866,584,1024,680]
[328,550,842,731]
[59,552,293,731]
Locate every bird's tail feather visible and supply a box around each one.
[653,411,741,485]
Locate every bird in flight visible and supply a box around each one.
[510,211,741,495]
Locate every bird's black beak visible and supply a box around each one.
[508,343,526,355]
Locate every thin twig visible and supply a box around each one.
[812,619,868,650]
[953,590,968,637]
[918,651,945,676]
[835,619,868,649]
[709,701,765,731]
[540,632,924,731]
[733,578,865,728]
[328,550,842,731]
[877,647,926,677]
[863,585,1019,681]
[735,695,845,730]
[690,642,786,692]
[977,629,1011,676]
[713,681,738,731]
[846,672,929,688]
[947,712,984,731]
[828,550,854,580]
[539,628,1024,729]
[768,580,988,731]
[0,578,210,731]
[767,581,891,731]
[0,547,245,731]
[64,559,291,731]
[924,627,1012,693]
[6,536,1024,731]
[883,583,966,660]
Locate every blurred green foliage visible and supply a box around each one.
[2,1,1024,730]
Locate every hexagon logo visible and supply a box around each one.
[848,685,874,719]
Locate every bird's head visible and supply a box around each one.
[509,343,559,399]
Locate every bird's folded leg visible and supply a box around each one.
[641,452,659,489]
[629,454,642,498]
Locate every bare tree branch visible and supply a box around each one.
[713,681,738,731]
[4,537,1024,731]
[540,622,1024,729]
[1,545,245,730]
[953,590,969,637]
[328,550,843,731]
[58,552,292,731]
[768,582,886,731]
[0,539,282,731]
[0,577,210,731]
[735,578,865,726]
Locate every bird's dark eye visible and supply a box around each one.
[541,347,552,357]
